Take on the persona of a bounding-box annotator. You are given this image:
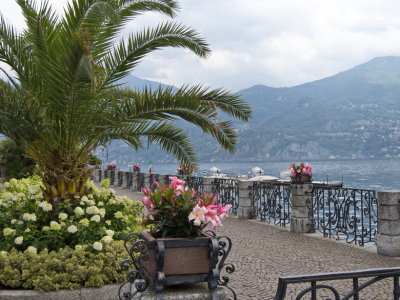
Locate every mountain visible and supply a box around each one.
[106,56,400,166]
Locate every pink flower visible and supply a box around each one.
[205,210,222,230]
[142,187,152,195]
[169,176,185,190]
[140,197,153,211]
[188,205,208,226]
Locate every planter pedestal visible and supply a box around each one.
[127,283,227,300]
[119,231,236,300]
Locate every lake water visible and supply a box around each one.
[131,158,400,191]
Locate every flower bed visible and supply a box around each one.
[0,177,143,291]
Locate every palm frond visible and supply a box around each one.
[102,22,210,86]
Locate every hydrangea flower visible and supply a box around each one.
[93,241,103,251]
[27,246,37,254]
[3,228,15,236]
[58,213,68,221]
[14,236,23,245]
[50,221,61,231]
[79,218,90,227]
[90,215,101,222]
[74,207,84,216]
[67,225,78,233]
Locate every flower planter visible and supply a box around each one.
[119,231,236,298]
[291,174,312,184]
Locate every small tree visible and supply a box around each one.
[0,0,251,210]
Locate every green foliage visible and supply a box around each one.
[0,177,143,252]
[0,241,126,291]
[88,154,102,166]
[0,139,35,180]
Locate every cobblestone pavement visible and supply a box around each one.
[75,185,400,299]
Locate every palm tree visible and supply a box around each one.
[0,0,251,209]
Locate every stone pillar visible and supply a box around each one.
[94,169,100,182]
[145,173,152,188]
[121,171,128,188]
[376,191,400,256]
[290,184,315,234]
[237,180,254,220]
[203,177,214,195]
[131,172,138,191]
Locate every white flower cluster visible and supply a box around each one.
[22,213,37,221]
[38,201,53,212]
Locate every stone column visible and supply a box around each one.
[237,180,254,220]
[203,177,214,195]
[290,184,315,234]
[131,172,139,191]
[121,171,128,188]
[376,191,400,256]
[144,173,152,189]
[93,169,100,182]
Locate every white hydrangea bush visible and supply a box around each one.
[0,177,143,253]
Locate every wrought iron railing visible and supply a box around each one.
[312,187,378,245]
[212,178,239,214]
[274,267,400,300]
[117,171,123,187]
[253,182,291,226]
[110,170,115,186]
[187,176,204,194]
[126,172,133,189]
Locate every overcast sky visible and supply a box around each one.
[1,0,400,91]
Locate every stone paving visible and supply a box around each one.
[111,186,400,300]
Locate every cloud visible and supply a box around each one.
[1,0,400,90]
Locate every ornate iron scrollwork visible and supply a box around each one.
[312,187,378,245]
[187,176,204,194]
[119,233,150,299]
[212,178,239,214]
[120,230,236,299]
[253,182,292,226]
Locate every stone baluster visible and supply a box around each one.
[237,180,254,220]
[376,190,400,256]
[203,177,214,195]
[290,184,315,234]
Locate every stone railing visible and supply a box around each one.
[92,169,400,257]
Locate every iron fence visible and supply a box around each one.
[117,171,123,187]
[212,178,239,214]
[127,172,133,189]
[187,176,204,194]
[274,267,400,300]
[253,182,291,226]
[312,187,378,245]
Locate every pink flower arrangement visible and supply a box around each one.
[288,162,313,183]
[140,176,231,238]
[106,162,116,169]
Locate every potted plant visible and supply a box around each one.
[177,163,196,176]
[119,177,235,296]
[106,163,117,170]
[289,162,313,183]
[133,164,141,172]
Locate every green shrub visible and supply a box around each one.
[0,177,144,291]
[0,177,143,252]
[0,241,126,291]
